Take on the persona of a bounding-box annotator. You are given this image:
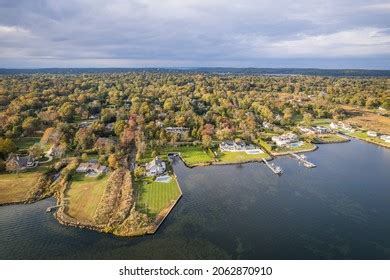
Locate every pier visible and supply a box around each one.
[46,204,64,213]
[289,153,316,168]
[262,159,283,175]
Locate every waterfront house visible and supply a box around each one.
[367,131,378,137]
[145,156,166,176]
[219,140,263,154]
[272,133,299,147]
[380,135,390,143]
[76,160,108,176]
[312,126,329,134]
[330,122,339,129]
[6,154,38,171]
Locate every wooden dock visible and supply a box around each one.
[262,159,283,175]
[289,153,316,168]
[46,204,64,213]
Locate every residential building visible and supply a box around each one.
[145,156,166,176]
[272,133,299,147]
[76,160,108,176]
[6,154,38,171]
[367,131,378,137]
[380,135,390,143]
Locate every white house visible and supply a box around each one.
[380,135,390,143]
[6,154,38,171]
[367,131,378,137]
[330,122,339,129]
[146,156,166,176]
[312,126,329,134]
[220,140,263,154]
[272,133,299,147]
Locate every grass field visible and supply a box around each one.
[160,145,214,166]
[13,137,41,150]
[0,169,44,204]
[310,118,332,127]
[136,176,181,217]
[216,151,269,163]
[64,173,109,222]
[315,134,348,143]
[273,142,317,153]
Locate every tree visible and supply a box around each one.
[28,143,44,159]
[202,134,212,148]
[303,113,313,125]
[114,120,127,136]
[22,117,40,136]
[75,127,96,150]
[108,154,118,169]
[59,102,76,122]
[120,128,135,148]
[0,138,17,159]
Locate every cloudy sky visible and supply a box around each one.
[1,0,390,69]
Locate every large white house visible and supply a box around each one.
[219,140,263,154]
[367,131,378,137]
[272,133,299,147]
[146,156,166,176]
[380,135,390,143]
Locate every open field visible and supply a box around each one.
[216,151,269,163]
[136,176,181,217]
[64,173,109,222]
[13,137,41,150]
[310,118,332,127]
[0,168,44,204]
[348,131,390,148]
[341,105,390,134]
[160,145,214,166]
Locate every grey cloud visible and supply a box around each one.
[0,0,389,68]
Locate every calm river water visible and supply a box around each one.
[1,139,390,259]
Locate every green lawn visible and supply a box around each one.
[14,137,41,150]
[136,176,181,217]
[273,142,317,153]
[310,118,332,127]
[315,134,348,143]
[159,145,214,166]
[216,151,269,163]
[0,168,45,204]
[64,173,109,222]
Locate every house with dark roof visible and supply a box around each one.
[6,154,38,171]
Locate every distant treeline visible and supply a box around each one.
[1,67,390,77]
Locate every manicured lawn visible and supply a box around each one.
[160,145,214,166]
[0,169,44,204]
[273,142,316,153]
[310,119,332,127]
[136,176,181,217]
[315,134,348,143]
[14,137,41,150]
[217,151,269,163]
[64,173,109,222]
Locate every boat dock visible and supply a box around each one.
[262,159,283,175]
[289,153,316,168]
[46,204,64,213]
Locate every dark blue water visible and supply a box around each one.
[1,139,390,259]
